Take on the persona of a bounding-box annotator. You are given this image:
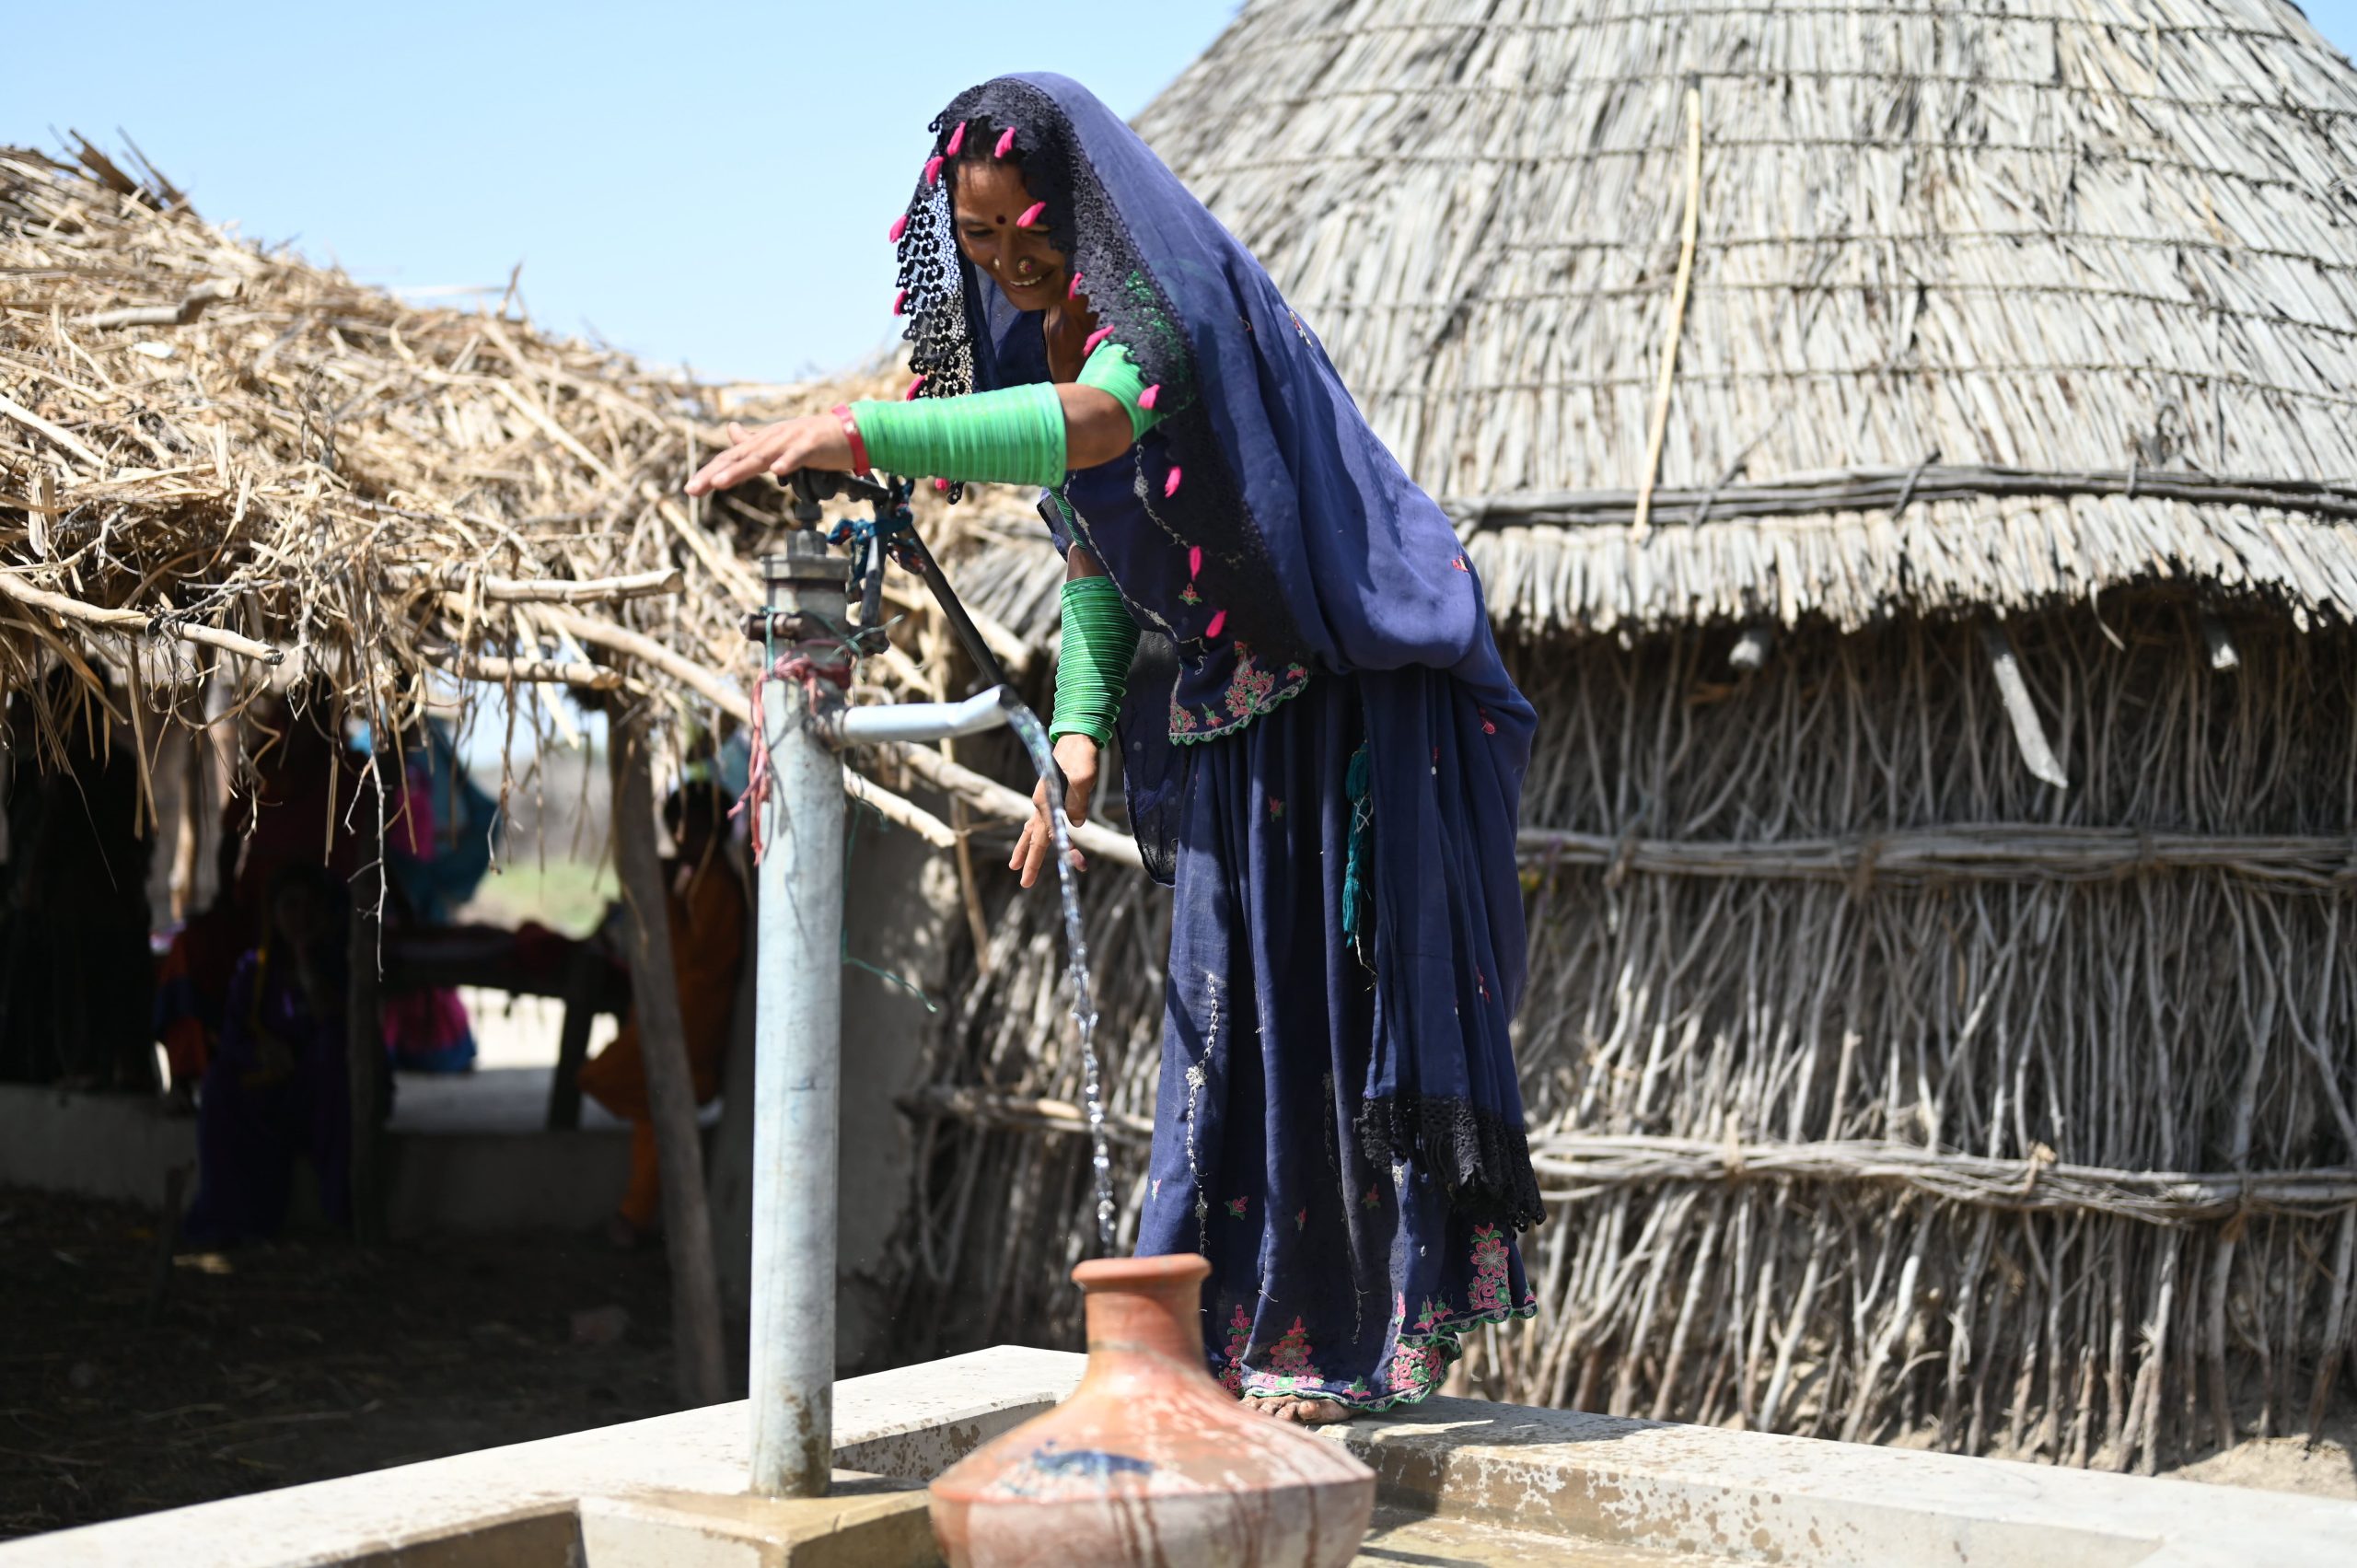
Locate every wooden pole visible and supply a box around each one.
[609,709,730,1407]
[346,874,384,1244]
[1631,78,1704,540]
[544,943,605,1132]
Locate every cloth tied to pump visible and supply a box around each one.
[732,652,853,864]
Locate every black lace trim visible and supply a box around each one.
[891,78,1306,665]
[1356,1095,1547,1235]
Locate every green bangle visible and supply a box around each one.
[1076,341,1174,442]
[850,382,1067,487]
[1050,575,1141,746]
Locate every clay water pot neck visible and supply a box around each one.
[1073,1254,1214,1385]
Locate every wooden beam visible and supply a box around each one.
[397,565,683,605]
[546,944,613,1132]
[1451,464,2357,532]
[1631,79,1704,540]
[609,712,730,1406]
[0,571,282,663]
[1513,823,2357,888]
[535,605,737,712]
[1980,621,2070,789]
[892,740,1144,870]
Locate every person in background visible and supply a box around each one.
[576,782,746,1249]
[377,708,495,1073]
[152,685,363,1096]
[0,668,155,1089]
[182,862,356,1241]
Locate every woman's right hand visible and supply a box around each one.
[684,415,853,497]
[1010,733,1100,889]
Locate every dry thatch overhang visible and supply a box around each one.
[1122,0,2357,634]
[0,142,1066,847]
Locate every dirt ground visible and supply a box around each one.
[2164,1420,2357,1499]
[6,1188,2351,1546]
[0,1188,681,1540]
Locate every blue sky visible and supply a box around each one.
[12,1,2355,386]
[10,1,1240,383]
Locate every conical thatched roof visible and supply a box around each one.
[1132,0,2357,633]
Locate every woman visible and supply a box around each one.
[690,74,1541,1423]
[183,862,354,1242]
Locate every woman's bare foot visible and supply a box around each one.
[1245,1395,1352,1425]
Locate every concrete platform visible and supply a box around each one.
[7,1346,2353,1567]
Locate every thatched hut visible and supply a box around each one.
[0,142,1069,1392]
[889,0,2357,1470]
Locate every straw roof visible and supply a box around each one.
[1132,0,2357,633]
[0,141,1040,783]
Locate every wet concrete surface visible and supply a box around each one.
[1353,1504,1716,1566]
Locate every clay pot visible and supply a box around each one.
[929,1253,1375,1568]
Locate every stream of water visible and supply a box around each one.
[1001,703,1120,1254]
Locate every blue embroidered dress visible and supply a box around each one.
[897,75,1545,1411]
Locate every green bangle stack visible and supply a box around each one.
[849,382,1068,488]
[1050,575,1141,746]
[1075,341,1174,440]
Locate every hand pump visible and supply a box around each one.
[743,470,1028,1499]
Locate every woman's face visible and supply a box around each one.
[271,880,326,951]
[950,158,1067,309]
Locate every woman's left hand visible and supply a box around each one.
[685,415,853,497]
[1010,732,1100,889]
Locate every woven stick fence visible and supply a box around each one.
[889,597,2357,1470]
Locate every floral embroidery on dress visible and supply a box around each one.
[1386,1337,1447,1393]
[1167,645,1313,744]
[1385,1297,1455,1393]
[1217,1304,1252,1393]
[1362,1183,1382,1211]
[1468,1225,1512,1313]
[1294,1206,1307,1231]
[1268,797,1284,819]
[1227,658,1277,717]
[1217,1274,1539,1414]
[1179,582,1201,606]
[1244,1318,1323,1395]
[1225,1196,1249,1220]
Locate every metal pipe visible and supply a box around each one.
[823,685,1015,746]
[749,529,848,1499]
[897,527,1014,691]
